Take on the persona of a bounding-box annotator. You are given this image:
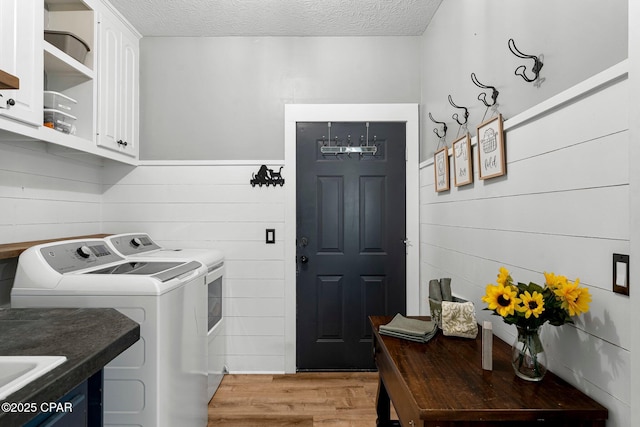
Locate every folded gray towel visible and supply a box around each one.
[380,314,437,340]
[379,325,438,343]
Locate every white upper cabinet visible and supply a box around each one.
[0,0,139,164]
[0,0,43,126]
[97,11,138,158]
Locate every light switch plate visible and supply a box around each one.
[613,253,629,296]
[266,229,275,244]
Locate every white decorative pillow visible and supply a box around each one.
[441,301,478,339]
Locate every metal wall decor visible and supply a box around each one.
[250,165,285,187]
[508,38,544,86]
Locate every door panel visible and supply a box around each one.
[360,176,386,253]
[297,121,406,370]
[360,275,388,337]
[317,176,344,253]
[317,275,345,341]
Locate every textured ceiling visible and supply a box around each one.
[108,0,442,37]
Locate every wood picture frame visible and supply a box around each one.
[434,146,450,192]
[476,114,506,180]
[452,133,473,187]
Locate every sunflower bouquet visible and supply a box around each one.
[482,267,591,328]
[482,267,592,381]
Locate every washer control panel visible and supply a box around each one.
[107,234,162,256]
[39,240,125,273]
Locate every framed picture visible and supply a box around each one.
[452,133,473,187]
[434,146,450,192]
[476,114,506,179]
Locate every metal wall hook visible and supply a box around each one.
[470,73,499,107]
[447,95,469,126]
[428,112,447,139]
[508,38,544,83]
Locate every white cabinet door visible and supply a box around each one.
[97,14,119,147]
[97,12,138,158]
[119,30,137,154]
[0,0,43,126]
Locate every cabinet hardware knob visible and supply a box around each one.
[6,98,15,106]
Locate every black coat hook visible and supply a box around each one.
[447,95,469,126]
[428,113,447,139]
[508,38,543,83]
[470,73,499,107]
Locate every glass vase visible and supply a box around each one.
[511,325,547,381]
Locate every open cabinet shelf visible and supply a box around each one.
[43,0,96,144]
[44,41,94,80]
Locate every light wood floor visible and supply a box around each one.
[208,372,395,426]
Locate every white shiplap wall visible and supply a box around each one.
[0,140,103,305]
[420,63,630,426]
[0,141,103,242]
[101,162,286,372]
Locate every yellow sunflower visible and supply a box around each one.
[517,290,545,319]
[496,267,512,286]
[544,271,568,290]
[482,283,520,317]
[554,278,591,316]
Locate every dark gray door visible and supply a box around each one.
[296,121,406,370]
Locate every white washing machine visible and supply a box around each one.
[11,238,208,427]
[104,233,226,400]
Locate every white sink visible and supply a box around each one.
[0,356,67,400]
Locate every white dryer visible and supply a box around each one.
[11,238,208,427]
[104,233,226,400]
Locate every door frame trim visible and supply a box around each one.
[284,104,420,373]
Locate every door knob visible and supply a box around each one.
[300,255,309,264]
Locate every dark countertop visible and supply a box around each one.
[0,308,140,427]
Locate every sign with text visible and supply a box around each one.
[477,115,506,180]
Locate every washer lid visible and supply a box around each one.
[88,261,202,282]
